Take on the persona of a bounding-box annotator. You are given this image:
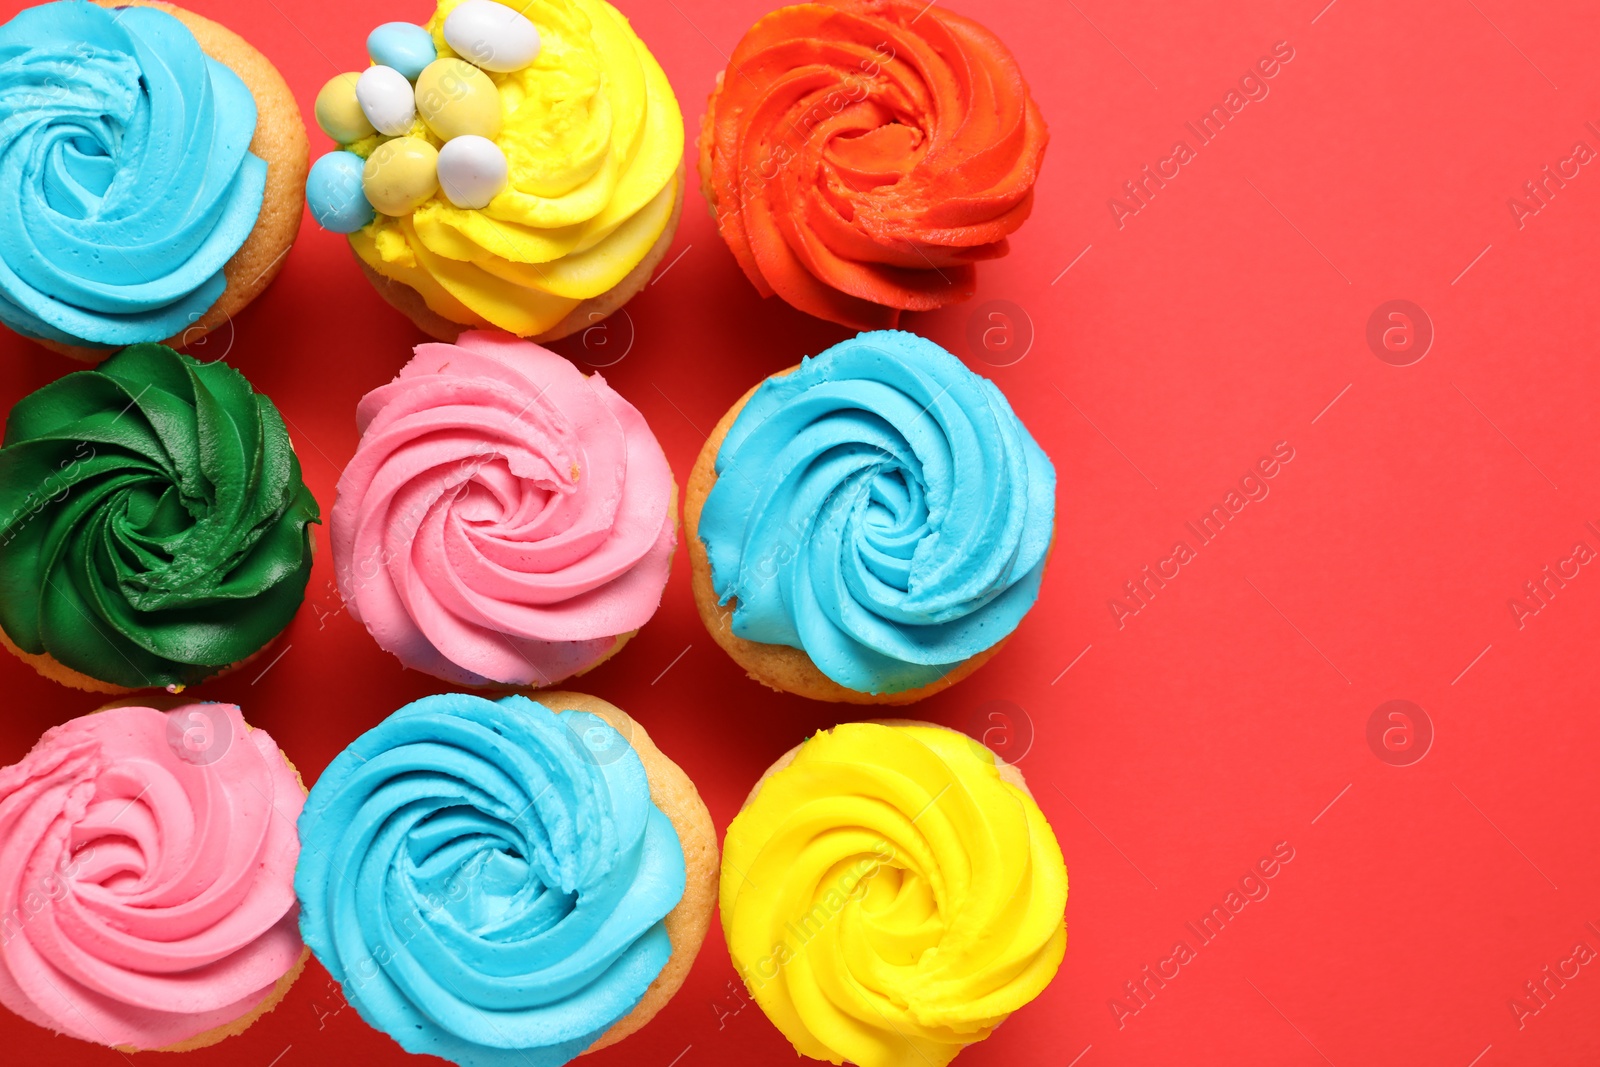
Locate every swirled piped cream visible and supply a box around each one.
[0,703,305,1049]
[295,692,686,1067]
[722,722,1068,1067]
[701,0,1048,330]
[331,330,675,686]
[325,0,684,336]
[0,1,266,347]
[699,330,1055,694]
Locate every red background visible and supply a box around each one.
[3,0,1599,1064]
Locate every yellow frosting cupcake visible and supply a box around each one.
[308,0,684,340]
[723,721,1068,1067]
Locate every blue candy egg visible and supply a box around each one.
[306,151,375,233]
[367,22,437,82]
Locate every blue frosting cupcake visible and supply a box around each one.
[0,1,306,354]
[688,330,1057,702]
[295,691,716,1067]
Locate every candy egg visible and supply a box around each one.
[367,22,437,81]
[442,0,540,73]
[414,59,502,141]
[362,137,440,216]
[437,135,508,209]
[314,73,374,143]
[306,151,375,233]
[355,65,416,136]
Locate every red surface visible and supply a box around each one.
[2,1,1599,1065]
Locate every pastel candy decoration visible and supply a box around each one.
[414,58,501,141]
[306,151,375,233]
[363,137,439,216]
[437,135,507,209]
[367,21,437,81]
[314,72,375,142]
[442,0,541,72]
[355,64,416,136]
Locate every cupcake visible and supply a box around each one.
[304,0,685,342]
[0,343,320,693]
[686,330,1055,703]
[699,0,1048,330]
[0,0,308,360]
[331,330,675,688]
[295,690,718,1067]
[723,720,1068,1067]
[0,698,308,1052]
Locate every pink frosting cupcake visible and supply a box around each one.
[0,700,306,1052]
[332,330,677,687]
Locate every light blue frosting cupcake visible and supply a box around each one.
[295,693,686,1067]
[699,330,1056,694]
[0,1,266,347]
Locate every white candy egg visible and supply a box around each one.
[437,135,509,209]
[355,65,416,136]
[443,0,541,73]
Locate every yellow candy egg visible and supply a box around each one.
[362,137,440,216]
[314,73,375,143]
[414,59,502,142]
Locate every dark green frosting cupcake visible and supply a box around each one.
[0,345,320,689]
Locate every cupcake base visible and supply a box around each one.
[529,692,717,1054]
[355,163,687,345]
[30,1,308,362]
[684,373,1011,705]
[0,625,279,695]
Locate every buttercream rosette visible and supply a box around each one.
[699,0,1048,330]
[0,701,306,1051]
[723,721,1068,1067]
[692,330,1054,697]
[331,330,675,687]
[0,343,320,692]
[295,691,690,1067]
[0,1,292,350]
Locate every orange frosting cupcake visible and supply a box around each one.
[699,0,1048,330]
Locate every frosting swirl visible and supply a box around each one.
[0,1,267,347]
[347,0,684,336]
[295,692,686,1067]
[700,0,1047,330]
[699,330,1054,694]
[332,330,674,687]
[0,343,320,690]
[0,702,305,1049]
[722,722,1067,1067]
